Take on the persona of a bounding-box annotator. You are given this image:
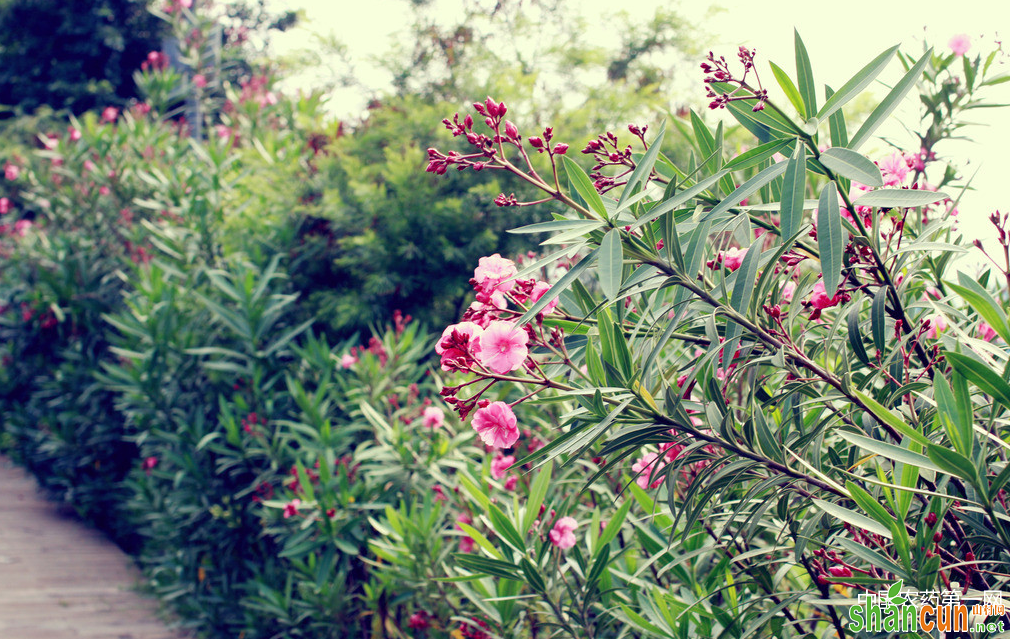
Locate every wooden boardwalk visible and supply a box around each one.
[0,457,188,639]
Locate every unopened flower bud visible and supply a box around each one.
[551,143,568,155]
[504,120,519,140]
[528,136,544,149]
[925,512,937,526]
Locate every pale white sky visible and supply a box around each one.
[270,0,1010,247]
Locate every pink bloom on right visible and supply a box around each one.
[978,321,998,342]
[949,34,971,57]
[549,516,578,549]
[471,401,519,449]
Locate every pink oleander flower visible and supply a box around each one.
[473,253,517,294]
[529,280,559,314]
[924,314,948,340]
[459,536,475,553]
[340,353,357,369]
[949,34,971,57]
[504,475,518,491]
[193,74,207,89]
[979,321,998,342]
[422,406,444,429]
[722,246,747,271]
[475,320,528,374]
[491,454,515,480]
[781,281,796,303]
[549,516,578,549]
[283,498,301,519]
[471,401,519,449]
[68,126,81,141]
[0,198,9,215]
[632,452,664,489]
[4,163,19,181]
[809,281,841,311]
[436,321,484,372]
[878,152,910,187]
[141,456,158,475]
[13,219,31,236]
[101,106,119,123]
[925,285,943,300]
[408,611,430,630]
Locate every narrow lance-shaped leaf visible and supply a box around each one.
[562,155,608,219]
[703,161,788,222]
[819,147,883,187]
[617,121,666,212]
[599,229,623,302]
[817,182,844,295]
[780,143,807,240]
[723,244,763,352]
[855,189,948,208]
[945,351,1010,409]
[817,45,899,121]
[849,49,932,151]
[795,30,817,117]
[770,61,805,116]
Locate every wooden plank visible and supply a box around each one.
[0,457,191,639]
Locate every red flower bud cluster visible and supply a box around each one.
[702,47,768,112]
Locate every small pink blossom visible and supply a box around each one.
[0,198,9,215]
[978,321,998,342]
[949,34,971,57]
[407,611,430,630]
[283,498,301,519]
[491,454,515,480]
[504,475,518,491]
[925,285,943,300]
[471,401,519,449]
[781,281,796,303]
[422,406,444,429]
[632,452,663,489]
[101,106,119,123]
[12,219,31,236]
[193,74,207,89]
[924,314,947,340]
[473,253,517,294]
[529,280,559,314]
[809,281,841,311]
[475,320,528,374]
[459,536,475,553]
[722,246,747,271]
[436,321,484,372]
[4,163,19,181]
[549,516,578,549]
[878,152,910,187]
[340,353,357,368]
[68,126,81,141]
[141,456,158,475]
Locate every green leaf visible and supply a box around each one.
[825,85,848,148]
[945,351,1010,409]
[617,122,666,212]
[949,274,1010,344]
[509,219,605,234]
[813,499,893,539]
[599,229,623,302]
[453,554,520,580]
[846,482,896,533]
[847,306,871,366]
[819,147,883,187]
[516,248,599,325]
[817,182,844,296]
[795,30,817,118]
[871,287,888,354]
[780,143,807,240]
[854,189,948,208]
[854,391,931,447]
[523,463,552,533]
[926,445,980,486]
[520,557,547,593]
[703,161,788,222]
[596,497,632,551]
[723,139,792,172]
[837,431,945,474]
[770,61,805,116]
[725,242,762,347]
[849,50,932,151]
[487,503,526,553]
[562,156,608,219]
[817,46,899,121]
